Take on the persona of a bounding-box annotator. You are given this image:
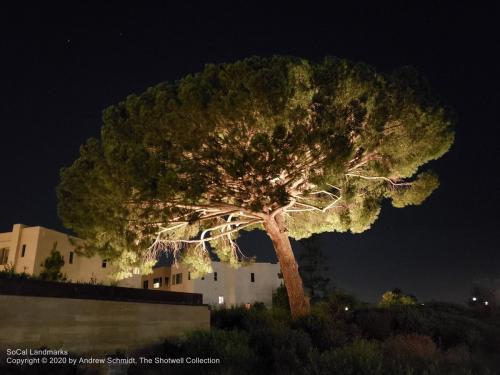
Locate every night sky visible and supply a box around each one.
[1,2,499,303]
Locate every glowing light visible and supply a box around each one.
[153,282,160,288]
[218,296,224,304]
[484,301,489,306]
[472,297,477,301]
[344,306,349,311]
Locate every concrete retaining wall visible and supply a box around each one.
[0,295,210,354]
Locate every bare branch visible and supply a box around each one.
[346,173,411,187]
[156,219,263,245]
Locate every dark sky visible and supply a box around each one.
[1,2,499,303]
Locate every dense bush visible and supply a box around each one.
[127,294,500,375]
[6,291,497,375]
[0,266,33,280]
[183,330,256,374]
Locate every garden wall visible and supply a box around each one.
[0,278,210,354]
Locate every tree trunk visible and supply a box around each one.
[263,212,310,318]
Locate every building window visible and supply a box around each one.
[143,280,149,289]
[102,259,107,268]
[188,272,191,280]
[153,277,162,288]
[69,252,74,264]
[214,272,218,281]
[0,247,9,265]
[251,273,255,282]
[278,272,283,279]
[165,276,169,286]
[218,296,224,304]
[172,273,182,285]
[201,276,205,280]
[21,244,26,257]
[133,267,140,275]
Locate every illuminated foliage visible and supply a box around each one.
[379,289,417,307]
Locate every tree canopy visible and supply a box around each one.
[58,56,453,316]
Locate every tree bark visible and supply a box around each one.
[264,212,310,318]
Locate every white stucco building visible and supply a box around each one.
[0,223,140,288]
[142,261,283,307]
[1,224,283,306]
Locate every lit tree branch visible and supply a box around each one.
[346,173,412,187]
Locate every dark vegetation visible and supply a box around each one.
[0,246,66,282]
[127,292,500,375]
[2,274,498,374]
[38,245,66,282]
[1,291,498,374]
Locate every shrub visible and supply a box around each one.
[39,248,66,281]
[0,265,33,280]
[211,304,284,332]
[183,330,256,374]
[250,325,312,375]
[150,299,500,374]
[310,339,383,375]
[324,290,360,315]
[272,283,290,311]
[384,334,438,362]
[292,313,360,351]
[354,308,395,339]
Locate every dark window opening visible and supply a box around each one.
[251,273,255,282]
[69,252,74,264]
[143,280,149,289]
[102,259,107,268]
[214,272,218,281]
[188,272,191,280]
[175,273,183,284]
[165,276,169,286]
[21,244,26,257]
[0,248,9,265]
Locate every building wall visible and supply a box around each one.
[142,262,283,306]
[233,262,283,305]
[0,295,209,354]
[33,227,112,284]
[15,226,41,274]
[0,224,140,288]
[142,265,173,290]
[1,224,25,271]
[0,232,11,269]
